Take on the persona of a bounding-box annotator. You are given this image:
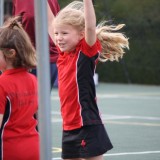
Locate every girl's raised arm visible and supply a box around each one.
[47,2,55,41]
[84,0,96,46]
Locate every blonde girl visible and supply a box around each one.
[52,0,129,160]
[0,17,39,160]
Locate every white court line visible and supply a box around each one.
[51,111,160,121]
[51,111,61,115]
[104,151,160,156]
[97,94,160,100]
[51,96,59,100]
[51,94,160,100]
[51,118,160,127]
[52,150,160,160]
[101,114,160,121]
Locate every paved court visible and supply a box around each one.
[51,83,160,160]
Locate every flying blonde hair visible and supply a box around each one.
[54,1,129,62]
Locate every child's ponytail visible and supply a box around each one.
[3,16,22,30]
[0,16,37,69]
[96,21,129,62]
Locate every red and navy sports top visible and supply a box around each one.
[0,68,39,160]
[57,38,103,131]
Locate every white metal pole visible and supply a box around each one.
[0,0,4,26]
[34,0,52,160]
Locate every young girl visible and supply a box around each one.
[53,0,129,160]
[0,17,39,160]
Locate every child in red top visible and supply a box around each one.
[52,0,129,159]
[0,17,39,160]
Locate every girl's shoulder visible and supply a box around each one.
[77,38,101,57]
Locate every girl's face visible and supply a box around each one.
[0,50,7,72]
[54,24,84,52]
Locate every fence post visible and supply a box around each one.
[34,0,52,159]
[0,0,4,26]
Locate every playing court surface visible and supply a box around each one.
[50,83,160,160]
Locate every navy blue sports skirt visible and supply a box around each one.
[62,124,113,159]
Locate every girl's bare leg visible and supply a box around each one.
[64,155,103,160]
[64,159,84,160]
[86,155,103,160]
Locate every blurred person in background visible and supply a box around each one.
[12,0,60,89]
